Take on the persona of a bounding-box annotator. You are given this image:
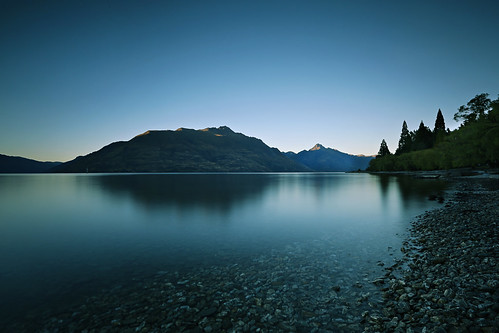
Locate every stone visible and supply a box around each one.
[198,307,218,318]
[386,317,399,329]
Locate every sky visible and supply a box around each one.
[1,0,498,162]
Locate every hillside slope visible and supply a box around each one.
[286,144,373,171]
[0,154,61,173]
[53,126,310,173]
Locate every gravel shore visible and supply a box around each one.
[366,177,499,332]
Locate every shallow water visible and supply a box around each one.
[0,173,447,330]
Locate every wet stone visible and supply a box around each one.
[9,230,397,333]
[197,307,218,318]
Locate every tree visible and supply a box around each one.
[453,93,492,125]
[395,121,412,155]
[433,109,447,145]
[377,139,391,158]
[434,109,446,132]
[412,121,433,151]
[488,95,499,123]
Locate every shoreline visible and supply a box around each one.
[366,177,499,332]
[364,168,499,180]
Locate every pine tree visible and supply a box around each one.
[434,109,446,132]
[396,121,411,155]
[377,139,391,158]
[412,121,433,150]
[433,109,447,145]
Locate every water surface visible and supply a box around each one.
[0,173,447,330]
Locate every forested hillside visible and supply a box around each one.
[368,93,499,171]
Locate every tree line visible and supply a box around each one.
[369,93,499,171]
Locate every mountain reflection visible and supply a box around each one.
[93,173,448,215]
[93,174,274,212]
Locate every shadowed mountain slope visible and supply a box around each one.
[285,144,374,172]
[52,126,310,173]
[0,154,61,173]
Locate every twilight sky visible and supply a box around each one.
[1,0,498,162]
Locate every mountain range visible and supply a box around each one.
[0,154,61,173]
[285,144,373,172]
[52,126,309,172]
[1,126,373,173]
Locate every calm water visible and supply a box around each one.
[0,173,447,329]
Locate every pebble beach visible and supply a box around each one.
[366,176,499,332]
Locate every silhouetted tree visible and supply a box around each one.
[369,93,499,171]
[434,109,446,132]
[487,94,499,123]
[377,139,391,158]
[433,109,447,145]
[395,121,412,155]
[412,121,433,151]
[453,93,492,125]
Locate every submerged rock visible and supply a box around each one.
[12,233,391,332]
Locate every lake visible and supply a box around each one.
[0,173,447,331]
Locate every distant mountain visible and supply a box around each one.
[285,144,374,172]
[0,154,61,173]
[53,126,310,173]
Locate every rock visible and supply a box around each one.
[397,301,410,313]
[198,307,218,318]
[386,316,398,329]
[431,257,446,265]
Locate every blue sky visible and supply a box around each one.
[1,0,498,161]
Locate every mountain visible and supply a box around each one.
[0,154,61,173]
[285,144,374,172]
[52,126,310,173]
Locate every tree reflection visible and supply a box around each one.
[373,174,448,210]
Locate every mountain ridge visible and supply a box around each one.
[1,128,375,173]
[0,154,61,173]
[286,143,374,172]
[51,126,310,173]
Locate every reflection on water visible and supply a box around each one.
[375,174,448,209]
[93,173,274,214]
[0,173,447,329]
